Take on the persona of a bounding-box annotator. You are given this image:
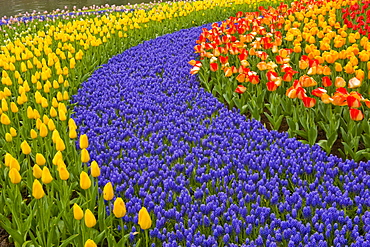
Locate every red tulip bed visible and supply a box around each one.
[191,0,370,162]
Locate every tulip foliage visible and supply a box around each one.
[192,0,370,161]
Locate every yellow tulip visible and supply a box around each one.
[10,157,20,171]
[21,140,31,155]
[4,153,12,167]
[84,239,97,247]
[27,106,34,119]
[41,167,53,184]
[52,151,63,165]
[113,197,126,218]
[73,203,84,220]
[90,161,100,177]
[40,123,48,137]
[84,209,96,228]
[2,99,8,111]
[30,129,38,139]
[68,118,77,129]
[33,164,43,179]
[50,107,57,118]
[81,149,90,163]
[32,179,45,199]
[103,182,114,201]
[10,102,18,113]
[9,168,21,184]
[69,127,77,139]
[10,127,17,137]
[80,171,91,190]
[56,138,66,151]
[1,113,10,125]
[58,165,69,180]
[138,207,152,230]
[36,153,46,166]
[5,133,12,142]
[80,134,89,149]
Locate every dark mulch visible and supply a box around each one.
[0,228,14,247]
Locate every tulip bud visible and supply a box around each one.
[48,119,56,131]
[40,123,48,137]
[9,168,21,184]
[84,239,97,247]
[138,207,152,230]
[52,151,63,165]
[9,157,20,171]
[35,153,46,166]
[80,134,89,149]
[20,140,31,155]
[1,113,10,125]
[33,164,43,178]
[113,197,126,218]
[32,179,45,199]
[90,161,100,177]
[5,133,12,142]
[30,129,38,139]
[58,165,69,180]
[73,203,84,220]
[80,171,91,190]
[84,209,96,228]
[69,127,77,139]
[56,138,66,151]
[41,167,53,184]
[50,107,57,117]
[103,182,114,201]
[81,149,90,163]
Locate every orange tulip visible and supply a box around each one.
[334,77,346,88]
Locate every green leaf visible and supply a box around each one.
[0,215,24,244]
[59,234,79,247]
[95,229,107,244]
[308,125,318,146]
[117,233,132,245]
[295,130,308,140]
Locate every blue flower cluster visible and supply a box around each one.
[72,25,370,246]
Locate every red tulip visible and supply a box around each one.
[266,81,278,91]
[311,87,327,97]
[322,76,332,87]
[350,108,364,121]
[235,85,247,94]
[347,95,361,108]
[302,96,316,108]
[266,71,279,81]
[283,72,294,82]
[249,74,260,84]
[219,56,228,64]
[210,63,218,72]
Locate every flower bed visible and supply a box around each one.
[0,0,369,246]
[191,0,370,161]
[73,23,370,246]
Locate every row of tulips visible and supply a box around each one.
[0,0,283,245]
[191,0,370,161]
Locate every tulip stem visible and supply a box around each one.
[145,229,149,247]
